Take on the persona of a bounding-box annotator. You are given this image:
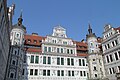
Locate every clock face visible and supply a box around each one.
[15,33,21,38]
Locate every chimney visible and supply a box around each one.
[32,33,38,36]
[81,39,85,43]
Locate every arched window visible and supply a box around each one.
[12,60,16,65]
[14,50,17,55]
[10,72,14,78]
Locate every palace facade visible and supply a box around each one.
[22,26,89,80]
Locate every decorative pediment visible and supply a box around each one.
[52,25,67,38]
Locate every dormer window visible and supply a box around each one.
[34,40,37,43]
[39,40,42,43]
[28,39,31,42]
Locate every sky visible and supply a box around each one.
[8,0,120,41]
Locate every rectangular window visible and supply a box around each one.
[44,47,47,52]
[118,66,120,72]
[109,68,112,74]
[83,71,86,76]
[57,57,60,65]
[57,48,59,53]
[94,66,97,70]
[24,54,27,63]
[118,51,120,58]
[68,71,71,76]
[79,59,81,66]
[61,70,64,76]
[30,69,33,75]
[22,69,24,75]
[61,48,63,53]
[112,67,115,74]
[71,58,74,66]
[35,56,39,63]
[30,55,34,63]
[71,49,73,54]
[112,41,115,47]
[12,60,16,65]
[47,70,50,76]
[114,52,118,60]
[72,71,74,76]
[82,59,85,66]
[61,58,64,65]
[63,41,67,44]
[67,58,70,65]
[109,54,113,62]
[115,40,118,45]
[80,71,83,76]
[43,70,46,76]
[57,70,60,76]
[48,47,51,52]
[106,56,110,63]
[34,69,38,76]
[67,49,69,54]
[48,57,51,64]
[107,44,110,48]
[99,59,101,65]
[105,45,107,50]
[43,56,46,64]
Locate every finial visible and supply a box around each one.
[89,23,92,29]
[88,21,91,29]
[20,9,22,18]
[58,24,61,27]
[88,23,92,34]
[18,9,23,26]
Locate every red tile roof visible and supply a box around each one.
[26,48,42,53]
[24,34,88,56]
[73,41,88,57]
[24,34,45,46]
[114,27,120,32]
[77,53,88,57]
[73,41,87,47]
[73,41,88,51]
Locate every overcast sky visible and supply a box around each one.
[8,0,120,41]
